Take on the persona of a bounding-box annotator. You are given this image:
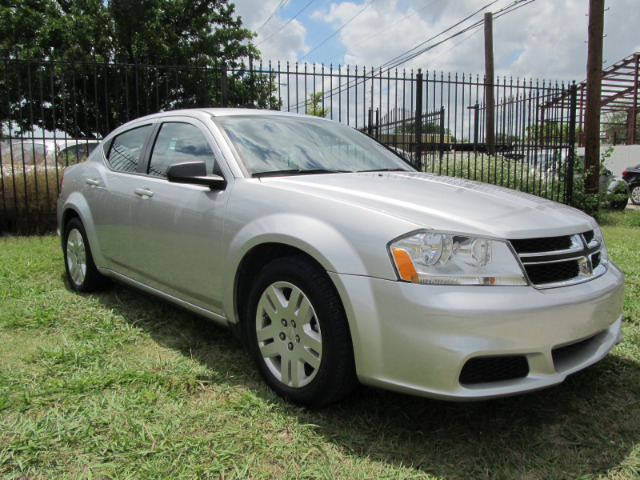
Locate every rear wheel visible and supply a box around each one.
[63,217,108,292]
[246,257,357,407]
[631,184,640,205]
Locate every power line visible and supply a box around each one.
[287,0,537,111]
[379,0,501,71]
[255,0,289,34]
[256,0,318,47]
[299,0,379,62]
[320,0,443,65]
[381,0,536,71]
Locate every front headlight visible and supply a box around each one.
[389,231,527,286]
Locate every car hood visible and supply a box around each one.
[259,171,595,239]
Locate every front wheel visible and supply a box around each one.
[631,184,640,205]
[245,257,357,407]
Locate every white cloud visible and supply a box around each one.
[235,0,640,82]
[233,0,309,62]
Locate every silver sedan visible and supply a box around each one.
[57,109,624,407]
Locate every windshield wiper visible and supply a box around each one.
[357,168,411,173]
[253,169,351,178]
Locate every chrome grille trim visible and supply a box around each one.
[516,234,584,259]
[509,231,608,289]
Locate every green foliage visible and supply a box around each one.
[0,0,254,66]
[0,0,280,138]
[428,154,563,202]
[305,92,330,117]
[0,165,61,235]
[564,147,628,218]
[428,149,629,218]
[525,120,575,143]
[567,170,601,217]
[602,110,640,145]
[1,221,640,478]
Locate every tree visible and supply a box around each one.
[525,121,574,144]
[601,110,640,145]
[305,92,330,117]
[0,0,280,138]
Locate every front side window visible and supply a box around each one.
[148,122,217,178]
[106,125,152,173]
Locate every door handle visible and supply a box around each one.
[134,188,154,198]
[85,178,100,186]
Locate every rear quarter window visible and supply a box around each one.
[106,125,152,173]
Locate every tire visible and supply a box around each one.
[611,198,628,210]
[63,217,108,292]
[245,256,357,408]
[631,184,640,205]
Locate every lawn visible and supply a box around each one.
[1,209,639,479]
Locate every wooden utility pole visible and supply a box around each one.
[584,0,605,194]
[484,12,496,156]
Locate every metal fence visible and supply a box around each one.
[1,58,577,235]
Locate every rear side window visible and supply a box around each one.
[148,122,217,178]
[106,125,152,173]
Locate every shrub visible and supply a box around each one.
[1,164,62,234]
[427,154,562,202]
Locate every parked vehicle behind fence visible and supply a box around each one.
[622,163,640,205]
[57,109,624,407]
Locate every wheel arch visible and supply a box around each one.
[59,193,106,268]
[231,242,340,342]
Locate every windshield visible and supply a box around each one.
[215,114,415,177]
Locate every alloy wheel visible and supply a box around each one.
[255,281,322,388]
[66,228,87,286]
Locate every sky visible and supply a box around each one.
[233,0,640,83]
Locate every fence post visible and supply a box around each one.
[565,83,577,205]
[414,69,423,170]
[221,62,228,108]
[439,106,445,161]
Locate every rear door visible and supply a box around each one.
[88,123,154,271]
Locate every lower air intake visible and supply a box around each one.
[459,355,529,385]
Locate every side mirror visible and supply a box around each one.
[167,161,227,190]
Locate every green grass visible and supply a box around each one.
[1,210,640,479]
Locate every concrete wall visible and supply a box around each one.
[577,145,640,176]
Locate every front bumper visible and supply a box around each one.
[330,263,624,400]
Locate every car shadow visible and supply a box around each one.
[89,282,640,479]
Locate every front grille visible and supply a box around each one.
[525,260,580,285]
[459,356,529,385]
[510,235,573,254]
[583,230,595,244]
[509,231,606,288]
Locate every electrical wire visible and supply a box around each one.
[287,0,537,111]
[299,0,379,62]
[256,0,319,47]
[378,0,501,71]
[319,0,443,65]
[255,0,289,34]
[381,0,536,71]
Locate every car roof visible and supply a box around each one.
[106,108,332,140]
[124,108,322,124]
